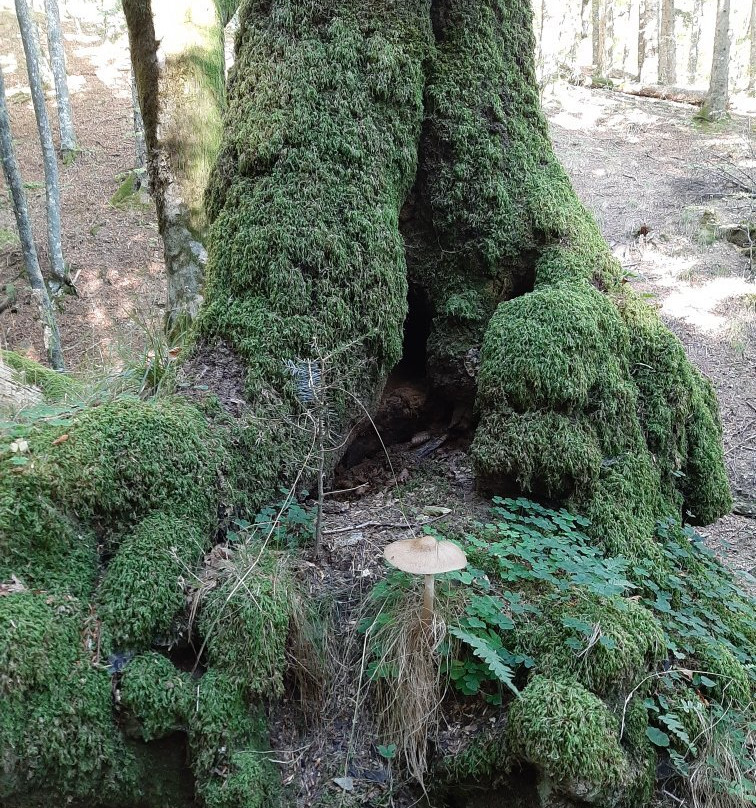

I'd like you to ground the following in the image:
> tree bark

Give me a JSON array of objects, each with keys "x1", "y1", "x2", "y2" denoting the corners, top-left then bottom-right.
[
  {"x1": 638, "y1": 0, "x2": 659, "y2": 82},
  {"x1": 659, "y1": 0, "x2": 676, "y2": 84},
  {"x1": 617, "y1": 82, "x2": 706, "y2": 104},
  {"x1": 0, "y1": 65, "x2": 64, "y2": 370},
  {"x1": 14, "y1": 0, "x2": 67, "y2": 287},
  {"x1": 688, "y1": 0, "x2": 704, "y2": 84},
  {"x1": 130, "y1": 67, "x2": 146, "y2": 170},
  {"x1": 592, "y1": 0, "x2": 605, "y2": 74},
  {"x1": 704, "y1": 0, "x2": 731, "y2": 118},
  {"x1": 44, "y1": 0, "x2": 77, "y2": 160},
  {"x1": 749, "y1": 0, "x2": 756, "y2": 94},
  {"x1": 122, "y1": 0, "x2": 228, "y2": 337}
]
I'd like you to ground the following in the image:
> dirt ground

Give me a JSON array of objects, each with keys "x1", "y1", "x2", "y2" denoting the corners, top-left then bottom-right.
[
  {"x1": 0, "y1": 2, "x2": 163, "y2": 373},
  {"x1": 0, "y1": 10, "x2": 752, "y2": 577}
]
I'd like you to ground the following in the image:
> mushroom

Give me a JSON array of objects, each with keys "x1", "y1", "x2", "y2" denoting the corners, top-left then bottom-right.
[{"x1": 383, "y1": 533, "x2": 467, "y2": 623}]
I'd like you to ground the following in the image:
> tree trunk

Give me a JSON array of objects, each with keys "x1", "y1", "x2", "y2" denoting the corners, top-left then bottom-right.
[
  {"x1": 122, "y1": 0, "x2": 228, "y2": 337},
  {"x1": 688, "y1": 0, "x2": 704, "y2": 84},
  {"x1": 0, "y1": 65, "x2": 64, "y2": 370},
  {"x1": 592, "y1": 0, "x2": 605, "y2": 74},
  {"x1": 44, "y1": 0, "x2": 77, "y2": 160},
  {"x1": 14, "y1": 0, "x2": 67, "y2": 287},
  {"x1": 0, "y1": 1, "x2": 741, "y2": 805},
  {"x1": 130, "y1": 67, "x2": 146, "y2": 170},
  {"x1": 749, "y1": 0, "x2": 756, "y2": 94},
  {"x1": 638, "y1": 0, "x2": 659, "y2": 82},
  {"x1": 659, "y1": 0, "x2": 676, "y2": 84},
  {"x1": 704, "y1": 0, "x2": 731, "y2": 118}
]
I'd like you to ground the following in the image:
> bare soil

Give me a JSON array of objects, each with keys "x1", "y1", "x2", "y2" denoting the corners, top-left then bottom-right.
[{"x1": 0, "y1": 4, "x2": 163, "y2": 373}]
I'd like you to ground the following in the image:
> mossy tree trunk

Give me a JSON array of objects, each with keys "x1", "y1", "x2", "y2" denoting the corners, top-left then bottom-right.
[{"x1": 0, "y1": 1, "x2": 737, "y2": 807}]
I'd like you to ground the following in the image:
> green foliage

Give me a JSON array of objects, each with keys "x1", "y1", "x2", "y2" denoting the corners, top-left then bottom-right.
[
  {"x1": 119, "y1": 652, "x2": 193, "y2": 741},
  {"x1": 199, "y1": 542, "x2": 292, "y2": 698},
  {"x1": 0, "y1": 593, "x2": 137, "y2": 802},
  {"x1": 99, "y1": 513, "x2": 207, "y2": 648},
  {"x1": 189, "y1": 671, "x2": 280, "y2": 808},
  {"x1": 507, "y1": 675, "x2": 628, "y2": 793}
]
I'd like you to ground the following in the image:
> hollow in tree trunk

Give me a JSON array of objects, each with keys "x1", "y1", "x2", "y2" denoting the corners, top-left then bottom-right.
[
  {"x1": 14, "y1": 0, "x2": 67, "y2": 287},
  {"x1": 0, "y1": 65, "x2": 64, "y2": 369},
  {"x1": 0, "y1": 2, "x2": 742, "y2": 807},
  {"x1": 44, "y1": 0, "x2": 77, "y2": 160}
]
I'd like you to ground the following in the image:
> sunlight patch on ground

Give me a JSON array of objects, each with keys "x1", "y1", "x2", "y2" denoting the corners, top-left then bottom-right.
[
  {"x1": 73, "y1": 37, "x2": 130, "y2": 96},
  {"x1": 662, "y1": 277, "x2": 756, "y2": 334}
]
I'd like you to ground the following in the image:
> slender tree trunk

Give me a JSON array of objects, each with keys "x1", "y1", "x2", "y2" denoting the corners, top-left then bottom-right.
[
  {"x1": 122, "y1": 0, "x2": 228, "y2": 336},
  {"x1": 130, "y1": 67, "x2": 146, "y2": 170},
  {"x1": 0, "y1": 66, "x2": 64, "y2": 370},
  {"x1": 704, "y1": 0, "x2": 731, "y2": 118},
  {"x1": 605, "y1": 0, "x2": 615, "y2": 73},
  {"x1": 688, "y1": 0, "x2": 704, "y2": 84},
  {"x1": 659, "y1": 0, "x2": 676, "y2": 84},
  {"x1": 592, "y1": 0, "x2": 605, "y2": 74},
  {"x1": 44, "y1": 0, "x2": 77, "y2": 160},
  {"x1": 638, "y1": 0, "x2": 659, "y2": 82},
  {"x1": 748, "y1": 0, "x2": 756, "y2": 94},
  {"x1": 14, "y1": 0, "x2": 67, "y2": 287}
]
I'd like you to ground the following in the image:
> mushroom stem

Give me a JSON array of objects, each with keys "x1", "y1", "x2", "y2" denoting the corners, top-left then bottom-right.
[{"x1": 422, "y1": 574, "x2": 435, "y2": 624}]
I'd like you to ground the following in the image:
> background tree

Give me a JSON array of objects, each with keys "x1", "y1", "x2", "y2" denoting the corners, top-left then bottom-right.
[
  {"x1": 592, "y1": 0, "x2": 605, "y2": 74},
  {"x1": 122, "y1": 0, "x2": 236, "y2": 336},
  {"x1": 0, "y1": 66, "x2": 64, "y2": 370},
  {"x1": 688, "y1": 0, "x2": 705, "y2": 83},
  {"x1": 44, "y1": 0, "x2": 77, "y2": 160},
  {"x1": 638, "y1": 0, "x2": 659, "y2": 81},
  {"x1": 704, "y1": 0, "x2": 732, "y2": 117},
  {"x1": 659, "y1": 0, "x2": 677, "y2": 83},
  {"x1": 14, "y1": 0, "x2": 67, "y2": 287},
  {"x1": 749, "y1": 0, "x2": 756, "y2": 94}
]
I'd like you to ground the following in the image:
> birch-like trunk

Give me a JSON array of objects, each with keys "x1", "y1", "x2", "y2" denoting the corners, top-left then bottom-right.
[
  {"x1": 592, "y1": 0, "x2": 605, "y2": 74},
  {"x1": 122, "y1": 0, "x2": 230, "y2": 336},
  {"x1": 0, "y1": 65, "x2": 64, "y2": 370},
  {"x1": 705, "y1": 0, "x2": 731, "y2": 118},
  {"x1": 130, "y1": 68, "x2": 146, "y2": 170},
  {"x1": 14, "y1": 0, "x2": 67, "y2": 287},
  {"x1": 44, "y1": 0, "x2": 77, "y2": 159},
  {"x1": 659, "y1": 0, "x2": 676, "y2": 84},
  {"x1": 688, "y1": 0, "x2": 704, "y2": 84},
  {"x1": 748, "y1": 0, "x2": 756, "y2": 94},
  {"x1": 638, "y1": 0, "x2": 659, "y2": 82}
]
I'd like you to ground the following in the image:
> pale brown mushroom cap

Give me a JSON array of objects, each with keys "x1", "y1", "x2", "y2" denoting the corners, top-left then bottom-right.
[{"x1": 383, "y1": 533, "x2": 467, "y2": 575}]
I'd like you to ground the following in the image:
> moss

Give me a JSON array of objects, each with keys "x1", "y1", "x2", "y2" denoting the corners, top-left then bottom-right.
[
  {"x1": 436, "y1": 728, "x2": 510, "y2": 784},
  {"x1": 189, "y1": 671, "x2": 280, "y2": 808},
  {"x1": 119, "y1": 652, "x2": 193, "y2": 741},
  {"x1": 1, "y1": 350, "x2": 81, "y2": 402},
  {"x1": 692, "y1": 641, "x2": 753, "y2": 706},
  {"x1": 199, "y1": 1, "x2": 432, "y2": 490},
  {"x1": 0, "y1": 593, "x2": 137, "y2": 803},
  {"x1": 519, "y1": 595, "x2": 665, "y2": 696},
  {"x1": 99, "y1": 513, "x2": 207, "y2": 648},
  {"x1": 199, "y1": 544, "x2": 291, "y2": 698},
  {"x1": 507, "y1": 675, "x2": 628, "y2": 799}
]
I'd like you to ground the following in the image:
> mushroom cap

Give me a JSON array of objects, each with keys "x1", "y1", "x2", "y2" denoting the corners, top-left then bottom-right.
[{"x1": 383, "y1": 533, "x2": 467, "y2": 575}]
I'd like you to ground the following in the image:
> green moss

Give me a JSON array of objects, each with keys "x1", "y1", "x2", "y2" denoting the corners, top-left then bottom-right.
[
  {"x1": 190, "y1": 671, "x2": 280, "y2": 808},
  {"x1": 199, "y1": 543, "x2": 291, "y2": 698},
  {"x1": 119, "y1": 652, "x2": 193, "y2": 741},
  {"x1": 2, "y1": 350, "x2": 81, "y2": 402},
  {"x1": 507, "y1": 676, "x2": 628, "y2": 798},
  {"x1": 436, "y1": 728, "x2": 510, "y2": 784},
  {"x1": 692, "y1": 641, "x2": 753, "y2": 706},
  {"x1": 0, "y1": 593, "x2": 137, "y2": 803},
  {"x1": 199, "y1": 1, "x2": 432, "y2": 490},
  {"x1": 99, "y1": 513, "x2": 207, "y2": 648},
  {"x1": 519, "y1": 595, "x2": 665, "y2": 696}
]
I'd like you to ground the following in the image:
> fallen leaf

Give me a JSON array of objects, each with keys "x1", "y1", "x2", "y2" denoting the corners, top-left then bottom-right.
[
  {"x1": 333, "y1": 777, "x2": 354, "y2": 792},
  {"x1": 51, "y1": 434, "x2": 69, "y2": 446}
]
